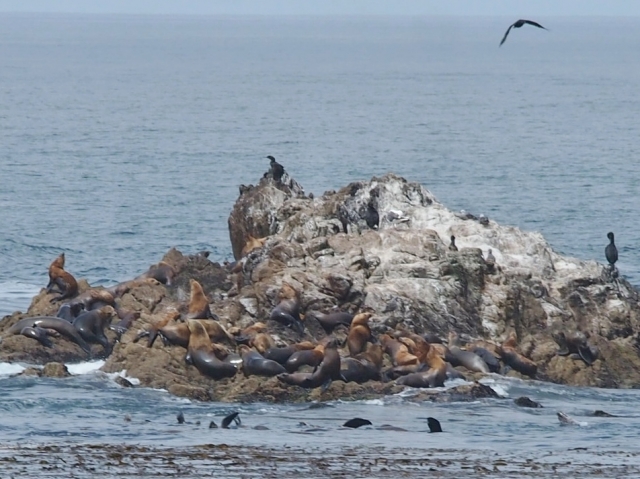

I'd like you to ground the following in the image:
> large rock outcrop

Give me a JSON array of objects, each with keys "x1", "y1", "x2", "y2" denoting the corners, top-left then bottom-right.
[{"x1": 2, "y1": 170, "x2": 640, "y2": 402}]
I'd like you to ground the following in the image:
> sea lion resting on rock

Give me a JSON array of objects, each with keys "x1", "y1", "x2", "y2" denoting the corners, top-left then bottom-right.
[
  {"x1": 381, "y1": 334, "x2": 419, "y2": 367},
  {"x1": 72, "y1": 305, "x2": 116, "y2": 355},
  {"x1": 347, "y1": 312, "x2": 373, "y2": 356},
  {"x1": 20, "y1": 326, "x2": 53, "y2": 348},
  {"x1": 241, "y1": 235, "x2": 268, "y2": 258},
  {"x1": 5, "y1": 316, "x2": 91, "y2": 355},
  {"x1": 263, "y1": 341, "x2": 316, "y2": 364},
  {"x1": 341, "y1": 343, "x2": 383, "y2": 383},
  {"x1": 68, "y1": 288, "x2": 115, "y2": 311},
  {"x1": 109, "y1": 310, "x2": 141, "y2": 339},
  {"x1": 56, "y1": 303, "x2": 85, "y2": 322},
  {"x1": 186, "y1": 279, "x2": 217, "y2": 320},
  {"x1": 498, "y1": 331, "x2": 537, "y2": 378},
  {"x1": 285, "y1": 343, "x2": 325, "y2": 373},
  {"x1": 239, "y1": 345, "x2": 287, "y2": 377},
  {"x1": 447, "y1": 332, "x2": 490, "y2": 374},
  {"x1": 396, "y1": 341, "x2": 447, "y2": 388},
  {"x1": 277, "y1": 339, "x2": 343, "y2": 391},
  {"x1": 136, "y1": 261, "x2": 176, "y2": 286},
  {"x1": 553, "y1": 331, "x2": 598, "y2": 366},
  {"x1": 269, "y1": 282, "x2": 304, "y2": 334},
  {"x1": 307, "y1": 311, "x2": 353, "y2": 333},
  {"x1": 133, "y1": 309, "x2": 182, "y2": 347},
  {"x1": 185, "y1": 320, "x2": 237, "y2": 380}
]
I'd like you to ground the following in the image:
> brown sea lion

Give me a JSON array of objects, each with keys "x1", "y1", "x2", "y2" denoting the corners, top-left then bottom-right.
[
  {"x1": 263, "y1": 341, "x2": 316, "y2": 364},
  {"x1": 187, "y1": 279, "x2": 216, "y2": 320},
  {"x1": 307, "y1": 311, "x2": 353, "y2": 333},
  {"x1": 381, "y1": 334, "x2": 419, "y2": 366},
  {"x1": 498, "y1": 331, "x2": 537, "y2": 378},
  {"x1": 238, "y1": 345, "x2": 287, "y2": 377},
  {"x1": 137, "y1": 261, "x2": 176, "y2": 285},
  {"x1": 342, "y1": 344, "x2": 383, "y2": 383},
  {"x1": 69, "y1": 288, "x2": 115, "y2": 311},
  {"x1": 5, "y1": 316, "x2": 91, "y2": 355},
  {"x1": 72, "y1": 305, "x2": 116, "y2": 355},
  {"x1": 156, "y1": 319, "x2": 232, "y2": 349},
  {"x1": 133, "y1": 309, "x2": 182, "y2": 347},
  {"x1": 185, "y1": 320, "x2": 237, "y2": 380},
  {"x1": 347, "y1": 312, "x2": 373, "y2": 356},
  {"x1": 396, "y1": 342, "x2": 447, "y2": 388},
  {"x1": 46, "y1": 258, "x2": 79, "y2": 303},
  {"x1": 269, "y1": 282, "x2": 304, "y2": 334},
  {"x1": 285, "y1": 344, "x2": 325, "y2": 373},
  {"x1": 241, "y1": 235, "x2": 268, "y2": 257},
  {"x1": 250, "y1": 332, "x2": 275, "y2": 354}
]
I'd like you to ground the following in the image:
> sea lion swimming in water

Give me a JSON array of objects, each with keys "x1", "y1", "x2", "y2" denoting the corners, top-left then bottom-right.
[
  {"x1": 269, "y1": 282, "x2": 304, "y2": 334},
  {"x1": 185, "y1": 320, "x2": 237, "y2": 380},
  {"x1": 238, "y1": 345, "x2": 287, "y2": 377}
]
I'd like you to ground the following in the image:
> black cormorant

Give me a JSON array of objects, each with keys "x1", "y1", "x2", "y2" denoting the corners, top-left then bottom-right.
[{"x1": 500, "y1": 19, "x2": 548, "y2": 46}]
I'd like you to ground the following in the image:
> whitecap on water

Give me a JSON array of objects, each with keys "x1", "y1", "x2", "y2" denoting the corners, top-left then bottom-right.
[{"x1": 106, "y1": 369, "x2": 141, "y2": 386}]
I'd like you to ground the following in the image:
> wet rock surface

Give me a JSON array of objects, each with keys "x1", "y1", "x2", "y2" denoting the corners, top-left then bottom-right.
[{"x1": 2, "y1": 170, "x2": 640, "y2": 402}]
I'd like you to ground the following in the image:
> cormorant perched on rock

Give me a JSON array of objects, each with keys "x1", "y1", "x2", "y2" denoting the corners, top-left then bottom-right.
[
  {"x1": 500, "y1": 19, "x2": 547, "y2": 46},
  {"x1": 448, "y1": 235, "x2": 458, "y2": 252},
  {"x1": 605, "y1": 232, "x2": 618, "y2": 267},
  {"x1": 266, "y1": 155, "x2": 284, "y2": 182}
]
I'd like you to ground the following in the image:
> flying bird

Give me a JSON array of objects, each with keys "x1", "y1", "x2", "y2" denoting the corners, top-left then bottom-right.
[{"x1": 500, "y1": 19, "x2": 547, "y2": 46}]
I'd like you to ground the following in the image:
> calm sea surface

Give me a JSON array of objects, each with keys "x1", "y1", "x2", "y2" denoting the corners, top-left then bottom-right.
[{"x1": 0, "y1": 14, "x2": 639, "y2": 469}]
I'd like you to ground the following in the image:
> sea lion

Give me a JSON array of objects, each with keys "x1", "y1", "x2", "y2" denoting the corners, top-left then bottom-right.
[
  {"x1": 381, "y1": 334, "x2": 419, "y2": 367},
  {"x1": 241, "y1": 235, "x2": 268, "y2": 258},
  {"x1": 396, "y1": 342, "x2": 446, "y2": 388},
  {"x1": 307, "y1": 311, "x2": 353, "y2": 333},
  {"x1": 232, "y1": 322, "x2": 269, "y2": 344},
  {"x1": 341, "y1": 352, "x2": 381, "y2": 384},
  {"x1": 137, "y1": 261, "x2": 176, "y2": 285},
  {"x1": 69, "y1": 288, "x2": 115, "y2": 311},
  {"x1": 153, "y1": 319, "x2": 232, "y2": 349},
  {"x1": 46, "y1": 257, "x2": 78, "y2": 303},
  {"x1": 109, "y1": 309, "x2": 141, "y2": 338},
  {"x1": 239, "y1": 345, "x2": 287, "y2": 377},
  {"x1": 285, "y1": 344, "x2": 324, "y2": 373},
  {"x1": 72, "y1": 305, "x2": 115, "y2": 355},
  {"x1": 221, "y1": 412, "x2": 241, "y2": 429},
  {"x1": 499, "y1": 331, "x2": 537, "y2": 378},
  {"x1": 263, "y1": 341, "x2": 316, "y2": 364},
  {"x1": 278, "y1": 339, "x2": 343, "y2": 391},
  {"x1": 56, "y1": 302, "x2": 84, "y2": 322},
  {"x1": 133, "y1": 309, "x2": 182, "y2": 347},
  {"x1": 269, "y1": 282, "x2": 304, "y2": 334},
  {"x1": 427, "y1": 417, "x2": 442, "y2": 433},
  {"x1": 5, "y1": 316, "x2": 91, "y2": 355},
  {"x1": 250, "y1": 332, "x2": 275, "y2": 354},
  {"x1": 553, "y1": 331, "x2": 598, "y2": 366},
  {"x1": 447, "y1": 332, "x2": 490, "y2": 374},
  {"x1": 467, "y1": 346, "x2": 501, "y2": 373},
  {"x1": 185, "y1": 320, "x2": 237, "y2": 380},
  {"x1": 347, "y1": 312, "x2": 373, "y2": 356},
  {"x1": 20, "y1": 326, "x2": 53, "y2": 348},
  {"x1": 343, "y1": 418, "x2": 372, "y2": 429},
  {"x1": 186, "y1": 279, "x2": 216, "y2": 320}
]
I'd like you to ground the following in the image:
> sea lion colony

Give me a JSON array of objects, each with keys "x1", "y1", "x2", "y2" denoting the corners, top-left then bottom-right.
[{"x1": 0, "y1": 159, "x2": 618, "y2": 395}]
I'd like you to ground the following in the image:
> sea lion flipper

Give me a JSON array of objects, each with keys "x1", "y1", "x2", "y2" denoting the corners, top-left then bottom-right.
[
  {"x1": 578, "y1": 346, "x2": 597, "y2": 366},
  {"x1": 556, "y1": 347, "x2": 570, "y2": 356},
  {"x1": 320, "y1": 378, "x2": 333, "y2": 394},
  {"x1": 132, "y1": 330, "x2": 149, "y2": 344},
  {"x1": 221, "y1": 412, "x2": 241, "y2": 429}
]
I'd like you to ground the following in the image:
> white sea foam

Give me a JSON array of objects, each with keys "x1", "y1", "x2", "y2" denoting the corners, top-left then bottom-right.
[
  {"x1": 0, "y1": 362, "x2": 28, "y2": 376},
  {"x1": 66, "y1": 360, "x2": 105, "y2": 375},
  {"x1": 107, "y1": 369, "x2": 141, "y2": 386}
]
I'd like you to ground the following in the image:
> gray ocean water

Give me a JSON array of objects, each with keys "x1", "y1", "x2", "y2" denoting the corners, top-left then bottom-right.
[{"x1": 1, "y1": 13, "x2": 640, "y2": 472}]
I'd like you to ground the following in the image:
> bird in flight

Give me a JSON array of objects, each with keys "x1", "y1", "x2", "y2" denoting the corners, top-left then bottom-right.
[{"x1": 500, "y1": 19, "x2": 548, "y2": 46}]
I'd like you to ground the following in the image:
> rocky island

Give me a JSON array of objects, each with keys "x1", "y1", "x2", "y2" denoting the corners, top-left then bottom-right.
[{"x1": 1, "y1": 166, "x2": 639, "y2": 403}]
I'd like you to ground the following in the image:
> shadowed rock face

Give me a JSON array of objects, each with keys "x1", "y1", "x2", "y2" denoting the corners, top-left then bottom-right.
[{"x1": 2, "y1": 170, "x2": 640, "y2": 402}]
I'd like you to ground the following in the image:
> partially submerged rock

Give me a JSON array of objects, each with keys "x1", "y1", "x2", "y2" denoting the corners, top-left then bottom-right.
[{"x1": 2, "y1": 169, "x2": 640, "y2": 403}]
